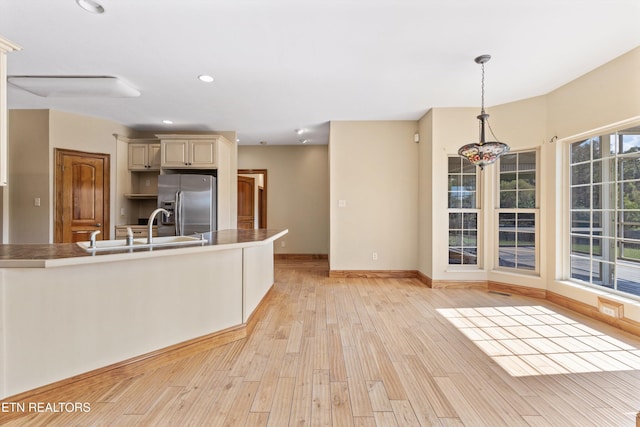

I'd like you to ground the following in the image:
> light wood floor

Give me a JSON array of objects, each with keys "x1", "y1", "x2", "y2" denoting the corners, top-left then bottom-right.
[{"x1": 3, "y1": 259, "x2": 640, "y2": 426}]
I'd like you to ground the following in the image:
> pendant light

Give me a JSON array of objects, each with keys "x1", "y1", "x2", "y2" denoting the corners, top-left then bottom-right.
[{"x1": 457, "y1": 54, "x2": 509, "y2": 169}]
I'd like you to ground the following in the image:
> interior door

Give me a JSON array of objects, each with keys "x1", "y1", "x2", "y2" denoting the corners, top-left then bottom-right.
[
  {"x1": 55, "y1": 149, "x2": 110, "y2": 243},
  {"x1": 238, "y1": 169, "x2": 267, "y2": 229},
  {"x1": 258, "y1": 187, "x2": 265, "y2": 228},
  {"x1": 237, "y1": 175, "x2": 255, "y2": 229}
]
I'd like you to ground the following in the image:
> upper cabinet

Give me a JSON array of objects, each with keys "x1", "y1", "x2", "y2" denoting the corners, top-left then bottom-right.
[
  {"x1": 159, "y1": 135, "x2": 230, "y2": 169},
  {"x1": 128, "y1": 142, "x2": 161, "y2": 170},
  {"x1": 116, "y1": 133, "x2": 234, "y2": 229},
  {"x1": 0, "y1": 37, "x2": 21, "y2": 186},
  {"x1": 158, "y1": 134, "x2": 234, "y2": 229}
]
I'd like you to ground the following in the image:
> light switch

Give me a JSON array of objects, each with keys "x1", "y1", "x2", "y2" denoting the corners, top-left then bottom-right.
[
  {"x1": 338, "y1": 200, "x2": 346, "y2": 208},
  {"x1": 34, "y1": 197, "x2": 41, "y2": 207}
]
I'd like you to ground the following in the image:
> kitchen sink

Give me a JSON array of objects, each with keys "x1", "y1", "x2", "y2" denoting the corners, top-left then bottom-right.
[{"x1": 77, "y1": 235, "x2": 205, "y2": 251}]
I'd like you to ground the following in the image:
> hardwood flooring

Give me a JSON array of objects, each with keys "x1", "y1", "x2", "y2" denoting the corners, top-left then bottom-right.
[{"x1": 2, "y1": 259, "x2": 640, "y2": 426}]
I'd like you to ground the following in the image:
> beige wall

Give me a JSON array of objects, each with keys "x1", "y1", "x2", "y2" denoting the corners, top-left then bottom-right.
[
  {"x1": 8, "y1": 109, "x2": 50, "y2": 243},
  {"x1": 8, "y1": 109, "x2": 132, "y2": 243},
  {"x1": 417, "y1": 111, "x2": 433, "y2": 276},
  {"x1": 547, "y1": 46, "x2": 640, "y2": 140},
  {"x1": 422, "y1": 98, "x2": 548, "y2": 284},
  {"x1": 329, "y1": 121, "x2": 418, "y2": 270},
  {"x1": 238, "y1": 145, "x2": 329, "y2": 254},
  {"x1": 545, "y1": 46, "x2": 640, "y2": 321}
]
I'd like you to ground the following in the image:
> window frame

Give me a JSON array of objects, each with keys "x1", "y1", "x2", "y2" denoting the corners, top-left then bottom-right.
[
  {"x1": 494, "y1": 149, "x2": 541, "y2": 275},
  {"x1": 447, "y1": 156, "x2": 481, "y2": 267},
  {"x1": 565, "y1": 127, "x2": 640, "y2": 300}
]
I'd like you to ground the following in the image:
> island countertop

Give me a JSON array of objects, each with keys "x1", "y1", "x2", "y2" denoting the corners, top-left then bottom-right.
[{"x1": 0, "y1": 229, "x2": 288, "y2": 268}]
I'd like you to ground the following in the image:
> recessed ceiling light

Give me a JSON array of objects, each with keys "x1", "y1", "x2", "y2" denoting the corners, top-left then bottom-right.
[
  {"x1": 76, "y1": 0, "x2": 105, "y2": 14},
  {"x1": 295, "y1": 128, "x2": 305, "y2": 135},
  {"x1": 300, "y1": 139, "x2": 310, "y2": 144},
  {"x1": 162, "y1": 120, "x2": 173, "y2": 124},
  {"x1": 198, "y1": 75, "x2": 214, "y2": 83}
]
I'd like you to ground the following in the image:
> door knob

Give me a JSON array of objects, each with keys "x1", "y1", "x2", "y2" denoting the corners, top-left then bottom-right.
[{"x1": 94, "y1": 223, "x2": 102, "y2": 227}]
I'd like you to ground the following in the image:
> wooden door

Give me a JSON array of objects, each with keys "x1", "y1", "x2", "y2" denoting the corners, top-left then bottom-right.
[
  {"x1": 55, "y1": 149, "x2": 110, "y2": 243},
  {"x1": 237, "y1": 176, "x2": 255, "y2": 229},
  {"x1": 238, "y1": 169, "x2": 267, "y2": 229},
  {"x1": 258, "y1": 187, "x2": 266, "y2": 228}
]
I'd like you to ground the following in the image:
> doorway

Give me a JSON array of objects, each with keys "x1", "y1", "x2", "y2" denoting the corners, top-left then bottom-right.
[
  {"x1": 54, "y1": 148, "x2": 110, "y2": 243},
  {"x1": 237, "y1": 169, "x2": 267, "y2": 229}
]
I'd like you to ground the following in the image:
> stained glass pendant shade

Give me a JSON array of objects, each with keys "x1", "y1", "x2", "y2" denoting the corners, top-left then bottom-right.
[{"x1": 458, "y1": 55, "x2": 509, "y2": 169}]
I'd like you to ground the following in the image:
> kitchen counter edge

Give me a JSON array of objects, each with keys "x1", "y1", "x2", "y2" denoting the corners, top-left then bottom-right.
[{"x1": 0, "y1": 229, "x2": 288, "y2": 268}]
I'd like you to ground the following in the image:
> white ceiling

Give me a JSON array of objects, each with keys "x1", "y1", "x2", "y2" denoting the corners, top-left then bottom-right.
[{"x1": 1, "y1": 0, "x2": 639, "y2": 145}]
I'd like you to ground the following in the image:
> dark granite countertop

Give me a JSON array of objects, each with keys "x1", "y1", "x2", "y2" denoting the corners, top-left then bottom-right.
[{"x1": 0, "y1": 229, "x2": 287, "y2": 268}]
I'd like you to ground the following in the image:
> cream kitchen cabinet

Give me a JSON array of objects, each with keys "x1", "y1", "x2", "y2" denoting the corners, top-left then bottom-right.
[
  {"x1": 117, "y1": 133, "x2": 234, "y2": 231},
  {"x1": 159, "y1": 135, "x2": 229, "y2": 169},
  {"x1": 115, "y1": 135, "x2": 161, "y2": 226},
  {"x1": 0, "y1": 37, "x2": 21, "y2": 188},
  {"x1": 128, "y1": 141, "x2": 161, "y2": 170},
  {"x1": 157, "y1": 134, "x2": 234, "y2": 229}
]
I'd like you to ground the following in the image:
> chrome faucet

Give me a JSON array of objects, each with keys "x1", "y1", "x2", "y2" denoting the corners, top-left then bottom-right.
[
  {"x1": 147, "y1": 208, "x2": 171, "y2": 244},
  {"x1": 89, "y1": 230, "x2": 101, "y2": 248},
  {"x1": 126, "y1": 227, "x2": 134, "y2": 246}
]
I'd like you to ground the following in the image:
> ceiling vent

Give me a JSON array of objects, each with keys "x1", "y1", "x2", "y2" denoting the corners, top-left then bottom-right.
[{"x1": 8, "y1": 76, "x2": 140, "y2": 98}]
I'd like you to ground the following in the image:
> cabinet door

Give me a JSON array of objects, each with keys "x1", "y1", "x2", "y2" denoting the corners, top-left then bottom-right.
[
  {"x1": 190, "y1": 140, "x2": 217, "y2": 168},
  {"x1": 161, "y1": 140, "x2": 189, "y2": 167},
  {"x1": 128, "y1": 144, "x2": 149, "y2": 170},
  {"x1": 148, "y1": 144, "x2": 161, "y2": 170}
]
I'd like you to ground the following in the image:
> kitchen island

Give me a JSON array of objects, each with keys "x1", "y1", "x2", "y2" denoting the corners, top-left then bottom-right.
[{"x1": 0, "y1": 229, "x2": 287, "y2": 400}]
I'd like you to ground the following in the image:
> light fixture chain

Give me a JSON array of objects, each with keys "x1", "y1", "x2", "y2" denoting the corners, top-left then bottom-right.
[{"x1": 480, "y1": 61, "x2": 485, "y2": 113}]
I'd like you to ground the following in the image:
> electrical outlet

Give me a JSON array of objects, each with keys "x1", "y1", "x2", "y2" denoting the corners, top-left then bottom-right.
[
  {"x1": 281, "y1": 240, "x2": 286, "y2": 248},
  {"x1": 598, "y1": 297, "x2": 623, "y2": 319},
  {"x1": 372, "y1": 251, "x2": 378, "y2": 260},
  {"x1": 601, "y1": 306, "x2": 616, "y2": 317},
  {"x1": 145, "y1": 179, "x2": 151, "y2": 187}
]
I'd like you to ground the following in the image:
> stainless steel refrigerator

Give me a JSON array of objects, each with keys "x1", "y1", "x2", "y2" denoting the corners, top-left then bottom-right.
[{"x1": 157, "y1": 174, "x2": 217, "y2": 236}]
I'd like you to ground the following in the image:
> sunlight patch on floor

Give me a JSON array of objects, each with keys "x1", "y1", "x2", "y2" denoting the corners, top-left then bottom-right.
[{"x1": 436, "y1": 305, "x2": 640, "y2": 377}]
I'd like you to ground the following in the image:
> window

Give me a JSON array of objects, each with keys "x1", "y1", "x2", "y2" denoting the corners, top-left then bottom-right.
[
  {"x1": 569, "y1": 127, "x2": 640, "y2": 297},
  {"x1": 497, "y1": 151, "x2": 538, "y2": 272},
  {"x1": 448, "y1": 157, "x2": 478, "y2": 265}
]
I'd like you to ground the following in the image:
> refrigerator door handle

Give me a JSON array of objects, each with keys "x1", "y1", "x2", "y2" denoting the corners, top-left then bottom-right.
[{"x1": 175, "y1": 190, "x2": 183, "y2": 236}]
